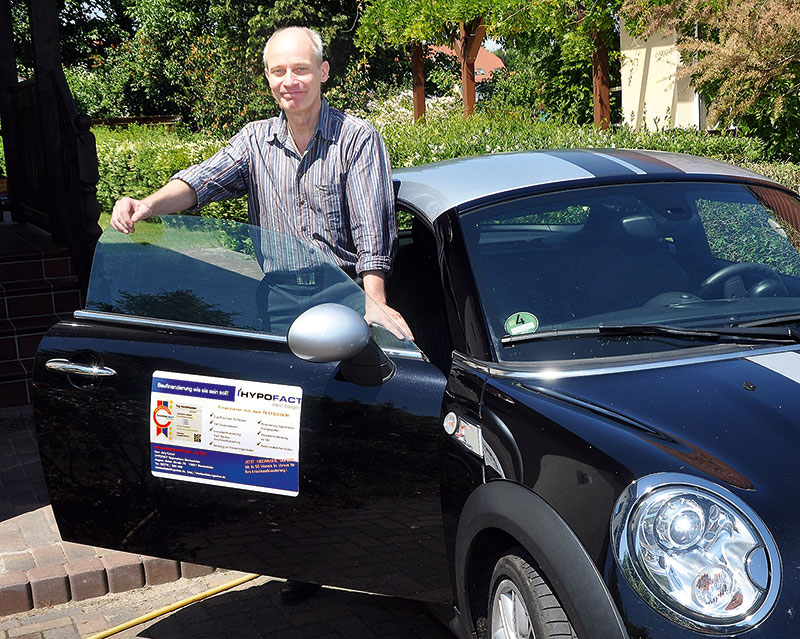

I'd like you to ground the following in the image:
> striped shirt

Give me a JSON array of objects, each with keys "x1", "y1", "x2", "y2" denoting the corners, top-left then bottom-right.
[{"x1": 172, "y1": 99, "x2": 396, "y2": 275}]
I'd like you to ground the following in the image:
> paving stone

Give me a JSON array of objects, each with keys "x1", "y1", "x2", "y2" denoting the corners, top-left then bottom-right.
[
  {"x1": 7, "y1": 619, "x2": 70, "y2": 635},
  {"x1": 64, "y1": 558, "x2": 107, "y2": 601},
  {"x1": 142, "y1": 556, "x2": 181, "y2": 585},
  {"x1": 0, "y1": 571, "x2": 32, "y2": 615},
  {"x1": 59, "y1": 542, "x2": 96, "y2": 563},
  {"x1": 27, "y1": 565, "x2": 70, "y2": 608},
  {"x1": 101, "y1": 552, "x2": 144, "y2": 593},
  {"x1": 41, "y1": 627, "x2": 78, "y2": 639},
  {"x1": 0, "y1": 618, "x2": 22, "y2": 632},
  {"x1": 0, "y1": 527, "x2": 25, "y2": 553},
  {"x1": 180, "y1": 562, "x2": 215, "y2": 578},
  {"x1": 1, "y1": 551, "x2": 35, "y2": 571},
  {"x1": 73, "y1": 613, "x2": 107, "y2": 636},
  {"x1": 30, "y1": 545, "x2": 65, "y2": 567}
]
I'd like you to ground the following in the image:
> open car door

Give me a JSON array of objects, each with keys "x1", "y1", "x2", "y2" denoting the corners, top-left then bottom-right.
[{"x1": 33, "y1": 216, "x2": 450, "y2": 603}]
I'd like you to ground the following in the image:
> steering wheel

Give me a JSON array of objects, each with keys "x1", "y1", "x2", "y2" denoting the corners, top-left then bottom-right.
[{"x1": 698, "y1": 262, "x2": 788, "y2": 299}]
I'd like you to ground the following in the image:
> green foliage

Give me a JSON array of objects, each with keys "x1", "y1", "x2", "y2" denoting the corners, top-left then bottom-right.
[
  {"x1": 376, "y1": 109, "x2": 767, "y2": 167},
  {"x1": 482, "y1": 34, "x2": 621, "y2": 125},
  {"x1": 63, "y1": 65, "x2": 131, "y2": 118},
  {"x1": 11, "y1": 0, "x2": 133, "y2": 74},
  {"x1": 92, "y1": 125, "x2": 248, "y2": 222}
]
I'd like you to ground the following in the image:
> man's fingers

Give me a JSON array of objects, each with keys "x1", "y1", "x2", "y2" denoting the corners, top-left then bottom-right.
[
  {"x1": 110, "y1": 197, "x2": 141, "y2": 234},
  {"x1": 390, "y1": 313, "x2": 415, "y2": 342},
  {"x1": 365, "y1": 302, "x2": 415, "y2": 342}
]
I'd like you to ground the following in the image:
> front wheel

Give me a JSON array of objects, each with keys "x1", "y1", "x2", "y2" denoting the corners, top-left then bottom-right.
[{"x1": 487, "y1": 548, "x2": 577, "y2": 639}]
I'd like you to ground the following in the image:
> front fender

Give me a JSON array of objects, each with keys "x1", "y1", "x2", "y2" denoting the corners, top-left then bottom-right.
[{"x1": 454, "y1": 480, "x2": 628, "y2": 639}]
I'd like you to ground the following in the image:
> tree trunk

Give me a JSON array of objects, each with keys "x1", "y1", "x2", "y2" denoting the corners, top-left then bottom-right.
[
  {"x1": 592, "y1": 32, "x2": 610, "y2": 129},
  {"x1": 411, "y1": 41, "x2": 425, "y2": 122},
  {"x1": 453, "y1": 18, "x2": 485, "y2": 117}
]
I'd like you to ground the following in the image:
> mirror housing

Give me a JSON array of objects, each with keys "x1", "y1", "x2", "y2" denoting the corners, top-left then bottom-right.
[{"x1": 288, "y1": 304, "x2": 395, "y2": 386}]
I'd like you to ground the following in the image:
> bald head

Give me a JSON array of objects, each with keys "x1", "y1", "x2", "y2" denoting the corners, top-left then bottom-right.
[{"x1": 263, "y1": 27, "x2": 324, "y2": 70}]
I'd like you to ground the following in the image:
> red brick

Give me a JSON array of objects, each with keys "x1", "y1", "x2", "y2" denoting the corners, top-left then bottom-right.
[
  {"x1": 141, "y1": 556, "x2": 181, "y2": 585},
  {"x1": 101, "y1": 552, "x2": 144, "y2": 593},
  {"x1": 28, "y1": 564, "x2": 70, "y2": 607},
  {"x1": 64, "y1": 558, "x2": 107, "y2": 601},
  {"x1": 180, "y1": 562, "x2": 215, "y2": 578},
  {"x1": 0, "y1": 571, "x2": 33, "y2": 614}
]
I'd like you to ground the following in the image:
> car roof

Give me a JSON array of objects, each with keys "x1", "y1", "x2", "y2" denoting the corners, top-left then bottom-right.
[{"x1": 393, "y1": 149, "x2": 775, "y2": 223}]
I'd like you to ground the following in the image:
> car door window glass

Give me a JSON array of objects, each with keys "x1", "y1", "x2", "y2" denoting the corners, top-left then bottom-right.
[{"x1": 85, "y1": 216, "x2": 415, "y2": 352}]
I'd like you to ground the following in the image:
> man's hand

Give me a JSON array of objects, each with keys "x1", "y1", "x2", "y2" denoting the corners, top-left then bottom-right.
[
  {"x1": 109, "y1": 180, "x2": 198, "y2": 234},
  {"x1": 362, "y1": 271, "x2": 415, "y2": 342},
  {"x1": 110, "y1": 197, "x2": 153, "y2": 234}
]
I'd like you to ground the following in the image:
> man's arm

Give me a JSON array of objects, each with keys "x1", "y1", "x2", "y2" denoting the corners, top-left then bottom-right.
[
  {"x1": 362, "y1": 271, "x2": 414, "y2": 341},
  {"x1": 110, "y1": 126, "x2": 252, "y2": 234},
  {"x1": 342, "y1": 126, "x2": 415, "y2": 340},
  {"x1": 110, "y1": 180, "x2": 198, "y2": 234}
]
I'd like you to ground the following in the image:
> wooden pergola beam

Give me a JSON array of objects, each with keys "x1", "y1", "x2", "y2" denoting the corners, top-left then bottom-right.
[
  {"x1": 452, "y1": 18, "x2": 485, "y2": 117},
  {"x1": 411, "y1": 41, "x2": 425, "y2": 122}
]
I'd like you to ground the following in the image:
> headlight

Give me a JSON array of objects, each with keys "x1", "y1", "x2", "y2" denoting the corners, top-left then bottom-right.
[{"x1": 611, "y1": 473, "x2": 781, "y2": 634}]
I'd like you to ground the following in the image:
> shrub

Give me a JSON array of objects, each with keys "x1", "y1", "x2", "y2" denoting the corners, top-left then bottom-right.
[
  {"x1": 86, "y1": 107, "x2": 792, "y2": 232},
  {"x1": 377, "y1": 109, "x2": 767, "y2": 168},
  {"x1": 93, "y1": 125, "x2": 248, "y2": 222}
]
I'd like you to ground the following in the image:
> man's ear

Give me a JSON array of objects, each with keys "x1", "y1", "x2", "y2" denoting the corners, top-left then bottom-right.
[{"x1": 320, "y1": 61, "x2": 330, "y2": 83}]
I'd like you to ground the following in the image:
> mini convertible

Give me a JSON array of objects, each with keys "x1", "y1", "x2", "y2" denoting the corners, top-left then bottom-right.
[{"x1": 34, "y1": 150, "x2": 800, "y2": 638}]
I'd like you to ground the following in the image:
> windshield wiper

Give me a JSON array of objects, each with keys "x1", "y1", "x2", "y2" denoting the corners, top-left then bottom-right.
[
  {"x1": 501, "y1": 323, "x2": 800, "y2": 346},
  {"x1": 737, "y1": 313, "x2": 800, "y2": 329}
]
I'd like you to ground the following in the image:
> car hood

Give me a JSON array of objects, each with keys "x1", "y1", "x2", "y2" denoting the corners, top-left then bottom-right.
[{"x1": 522, "y1": 348, "x2": 800, "y2": 494}]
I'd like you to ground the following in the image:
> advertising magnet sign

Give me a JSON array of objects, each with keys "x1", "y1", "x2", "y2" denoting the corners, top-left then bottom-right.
[{"x1": 150, "y1": 371, "x2": 302, "y2": 496}]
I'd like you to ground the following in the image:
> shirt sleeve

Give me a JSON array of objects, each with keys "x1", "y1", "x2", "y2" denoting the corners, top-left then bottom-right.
[
  {"x1": 171, "y1": 126, "x2": 251, "y2": 211},
  {"x1": 344, "y1": 126, "x2": 397, "y2": 274}
]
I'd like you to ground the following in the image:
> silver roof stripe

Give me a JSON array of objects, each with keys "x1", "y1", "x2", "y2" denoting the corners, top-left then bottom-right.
[{"x1": 590, "y1": 151, "x2": 647, "y2": 175}]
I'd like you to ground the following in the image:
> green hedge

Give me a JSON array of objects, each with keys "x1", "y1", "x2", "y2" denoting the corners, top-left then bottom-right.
[{"x1": 3, "y1": 113, "x2": 799, "y2": 227}]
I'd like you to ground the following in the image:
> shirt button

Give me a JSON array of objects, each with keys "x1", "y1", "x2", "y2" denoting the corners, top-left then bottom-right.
[{"x1": 301, "y1": 226, "x2": 307, "y2": 232}]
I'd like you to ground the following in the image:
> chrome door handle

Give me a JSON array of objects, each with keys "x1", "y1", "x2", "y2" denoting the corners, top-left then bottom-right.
[{"x1": 45, "y1": 359, "x2": 117, "y2": 377}]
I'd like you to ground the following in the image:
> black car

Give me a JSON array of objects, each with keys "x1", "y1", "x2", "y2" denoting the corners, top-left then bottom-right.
[{"x1": 34, "y1": 150, "x2": 800, "y2": 638}]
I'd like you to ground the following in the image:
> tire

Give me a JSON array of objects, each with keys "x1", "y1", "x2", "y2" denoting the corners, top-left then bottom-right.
[{"x1": 487, "y1": 547, "x2": 577, "y2": 639}]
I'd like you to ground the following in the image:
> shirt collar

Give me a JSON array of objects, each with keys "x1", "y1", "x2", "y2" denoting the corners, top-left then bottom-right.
[{"x1": 316, "y1": 98, "x2": 335, "y2": 142}]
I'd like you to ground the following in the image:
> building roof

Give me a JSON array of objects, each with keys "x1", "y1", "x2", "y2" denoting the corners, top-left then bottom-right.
[
  {"x1": 394, "y1": 149, "x2": 774, "y2": 223},
  {"x1": 429, "y1": 45, "x2": 505, "y2": 82}
]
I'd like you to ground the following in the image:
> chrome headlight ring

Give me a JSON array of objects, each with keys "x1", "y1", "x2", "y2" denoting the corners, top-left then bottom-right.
[{"x1": 611, "y1": 473, "x2": 781, "y2": 635}]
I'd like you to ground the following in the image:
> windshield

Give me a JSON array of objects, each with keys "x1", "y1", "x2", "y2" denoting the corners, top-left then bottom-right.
[
  {"x1": 85, "y1": 215, "x2": 415, "y2": 352},
  {"x1": 460, "y1": 181, "x2": 800, "y2": 362}
]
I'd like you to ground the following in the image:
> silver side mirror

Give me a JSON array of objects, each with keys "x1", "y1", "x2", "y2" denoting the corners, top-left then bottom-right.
[
  {"x1": 288, "y1": 303, "x2": 395, "y2": 386},
  {"x1": 288, "y1": 303, "x2": 371, "y2": 362}
]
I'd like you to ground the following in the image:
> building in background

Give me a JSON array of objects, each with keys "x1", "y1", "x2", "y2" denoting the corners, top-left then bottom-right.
[{"x1": 621, "y1": 27, "x2": 707, "y2": 131}]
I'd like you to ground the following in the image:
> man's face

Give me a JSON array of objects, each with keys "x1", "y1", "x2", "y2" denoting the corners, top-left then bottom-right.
[{"x1": 264, "y1": 30, "x2": 329, "y2": 117}]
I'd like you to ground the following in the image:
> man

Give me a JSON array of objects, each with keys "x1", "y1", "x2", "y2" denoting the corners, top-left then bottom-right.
[{"x1": 110, "y1": 26, "x2": 412, "y2": 340}]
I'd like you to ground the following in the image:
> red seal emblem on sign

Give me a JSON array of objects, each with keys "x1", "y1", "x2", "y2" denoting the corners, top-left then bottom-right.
[{"x1": 153, "y1": 404, "x2": 173, "y2": 428}]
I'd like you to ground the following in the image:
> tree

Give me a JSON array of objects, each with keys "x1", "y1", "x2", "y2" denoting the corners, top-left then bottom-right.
[
  {"x1": 11, "y1": 0, "x2": 133, "y2": 74},
  {"x1": 483, "y1": 32, "x2": 621, "y2": 125},
  {"x1": 357, "y1": 0, "x2": 620, "y2": 126},
  {"x1": 623, "y1": 0, "x2": 800, "y2": 159}
]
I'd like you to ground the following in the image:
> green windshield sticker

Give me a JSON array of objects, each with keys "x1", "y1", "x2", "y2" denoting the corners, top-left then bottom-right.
[{"x1": 504, "y1": 312, "x2": 540, "y2": 336}]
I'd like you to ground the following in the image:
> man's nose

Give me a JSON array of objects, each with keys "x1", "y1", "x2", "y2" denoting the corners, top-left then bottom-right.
[{"x1": 284, "y1": 70, "x2": 300, "y2": 84}]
